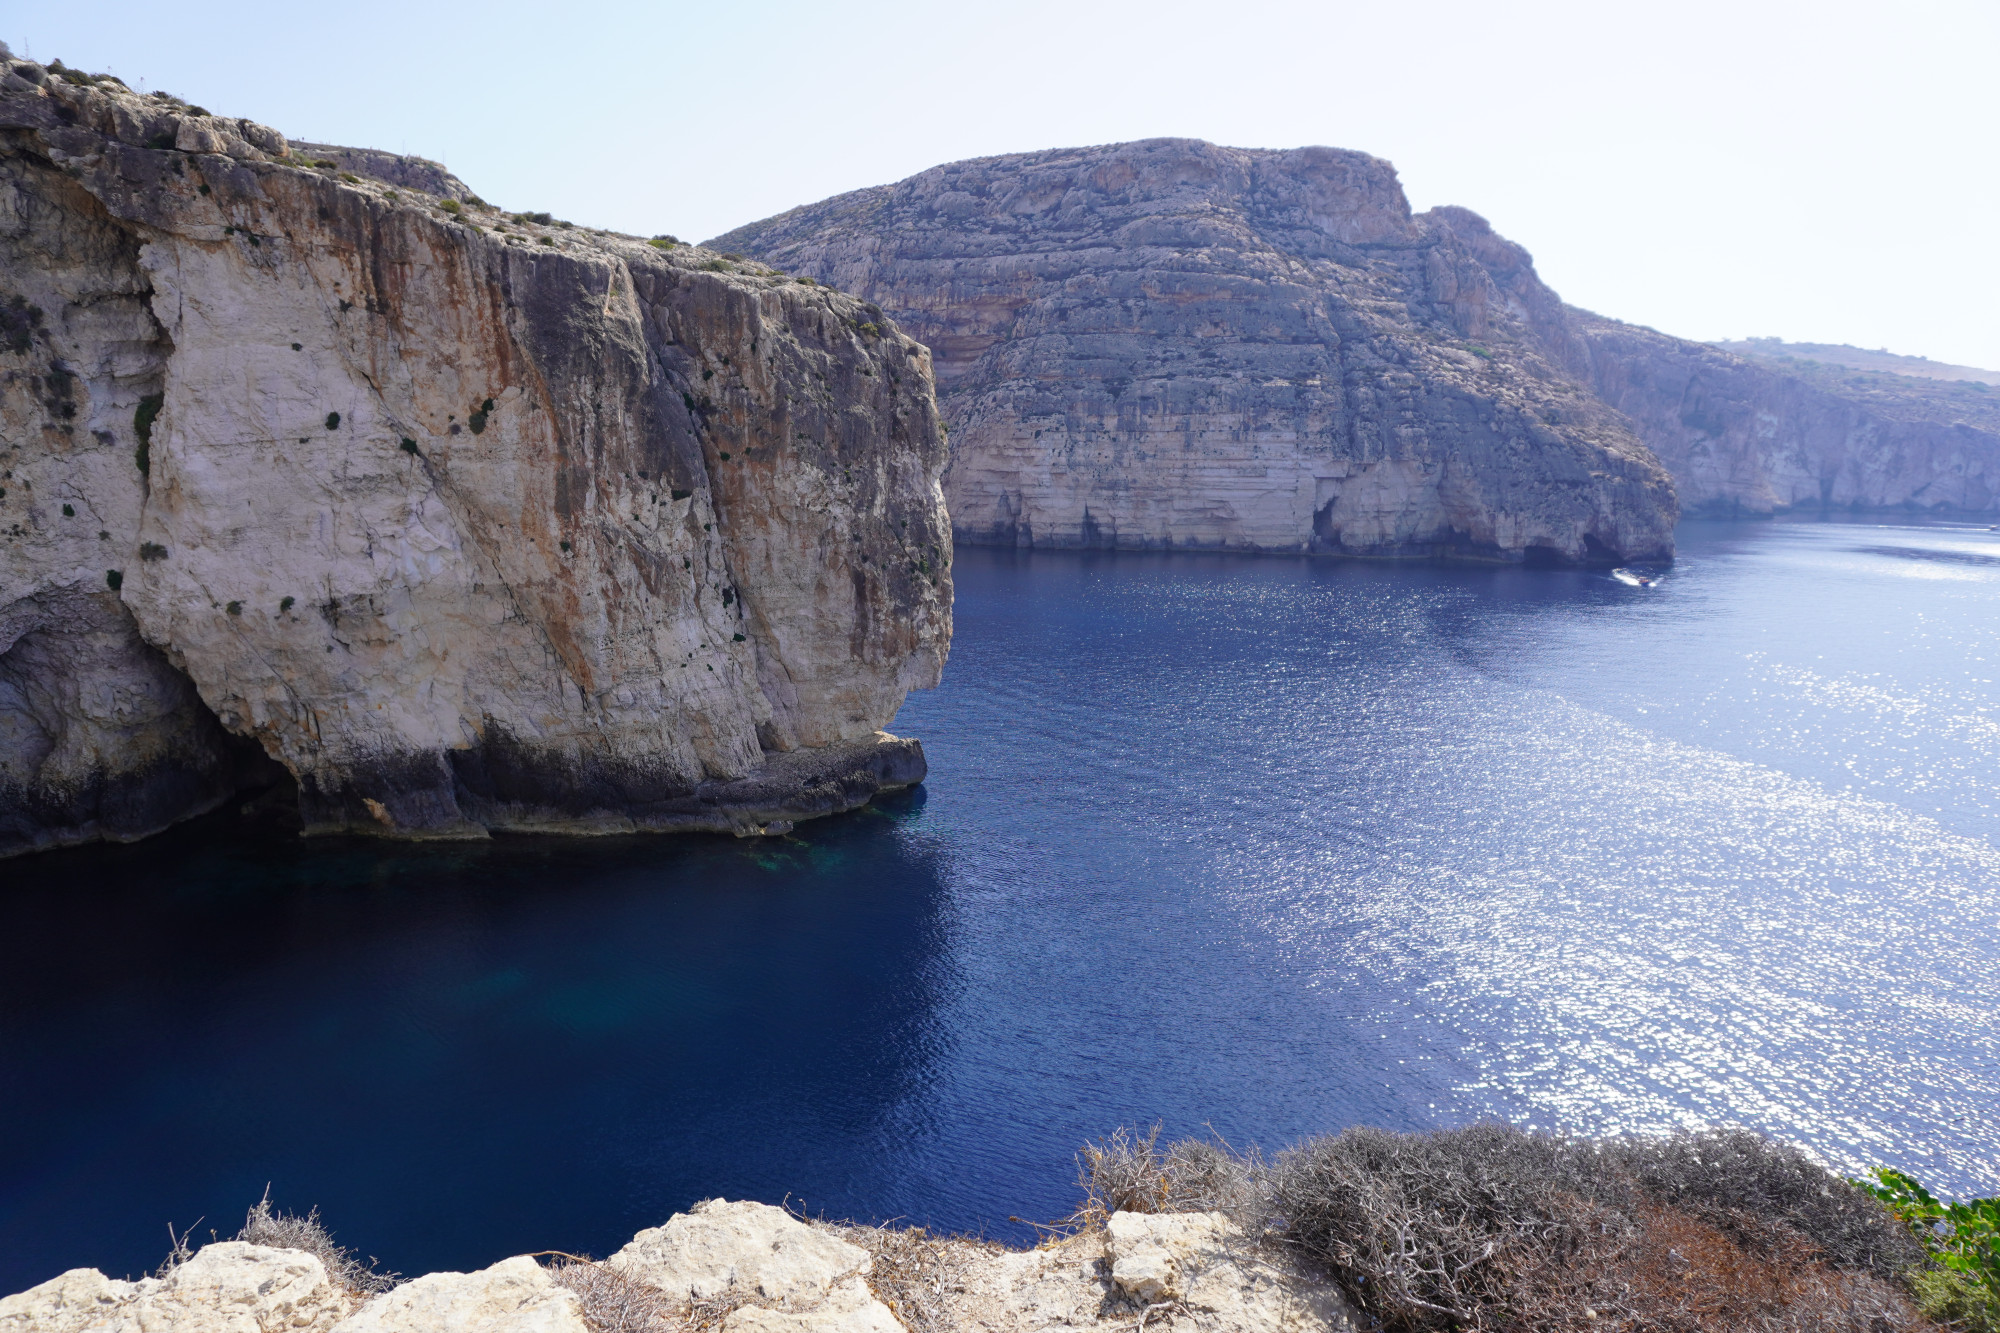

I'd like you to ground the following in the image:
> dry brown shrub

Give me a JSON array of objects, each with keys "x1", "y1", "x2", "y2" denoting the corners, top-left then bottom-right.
[
  {"x1": 234, "y1": 1187, "x2": 398, "y2": 1294},
  {"x1": 1257, "y1": 1124, "x2": 1929, "y2": 1332},
  {"x1": 1075, "y1": 1124, "x2": 1257, "y2": 1228},
  {"x1": 1514, "y1": 1201, "x2": 1927, "y2": 1333},
  {"x1": 541, "y1": 1257, "x2": 745, "y2": 1333},
  {"x1": 831, "y1": 1222, "x2": 997, "y2": 1333}
]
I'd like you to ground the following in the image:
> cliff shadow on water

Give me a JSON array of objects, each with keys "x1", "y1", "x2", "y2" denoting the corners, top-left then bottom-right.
[{"x1": 0, "y1": 792, "x2": 955, "y2": 1295}]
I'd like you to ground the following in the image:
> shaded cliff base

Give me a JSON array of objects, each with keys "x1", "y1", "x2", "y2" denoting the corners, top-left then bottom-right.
[
  {"x1": 10, "y1": 1126, "x2": 1992, "y2": 1333},
  {"x1": 0, "y1": 620, "x2": 928, "y2": 858}
]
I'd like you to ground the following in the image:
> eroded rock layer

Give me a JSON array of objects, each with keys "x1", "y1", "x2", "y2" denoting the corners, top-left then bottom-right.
[
  {"x1": 714, "y1": 139, "x2": 1679, "y2": 563},
  {"x1": 0, "y1": 59, "x2": 950, "y2": 855},
  {"x1": 1433, "y1": 207, "x2": 2000, "y2": 515}
]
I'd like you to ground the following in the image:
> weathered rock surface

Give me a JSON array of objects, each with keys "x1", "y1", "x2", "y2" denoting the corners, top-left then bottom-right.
[
  {"x1": 2, "y1": 1205, "x2": 1357, "y2": 1333},
  {"x1": 1434, "y1": 205, "x2": 2000, "y2": 516},
  {"x1": 712, "y1": 138, "x2": 1679, "y2": 564},
  {"x1": 1099, "y1": 1210, "x2": 1349, "y2": 1331},
  {"x1": 334, "y1": 1257, "x2": 585, "y2": 1333},
  {"x1": 717, "y1": 139, "x2": 2000, "y2": 533},
  {"x1": 0, "y1": 58, "x2": 950, "y2": 855},
  {"x1": 609, "y1": 1199, "x2": 874, "y2": 1303},
  {"x1": 0, "y1": 1242, "x2": 352, "y2": 1333}
]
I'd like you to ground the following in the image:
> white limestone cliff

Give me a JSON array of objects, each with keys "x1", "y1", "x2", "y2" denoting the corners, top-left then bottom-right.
[{"x1": 0, "y1": 58, "x2": 951, "y2": 855}]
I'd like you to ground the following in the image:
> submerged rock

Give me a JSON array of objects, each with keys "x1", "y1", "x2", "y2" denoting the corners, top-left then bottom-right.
[
  {"x1": 0, "y1": 59, "x2": 950, "y2": 855},
  {"x1": 713, "y1": 138, "x2": 1679, "y2": 565}
]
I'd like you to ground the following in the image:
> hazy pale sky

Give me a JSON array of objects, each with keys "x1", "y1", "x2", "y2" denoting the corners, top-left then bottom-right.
[{"x1": 12, "y1": 0, "x2": 1997, "y2": 368}]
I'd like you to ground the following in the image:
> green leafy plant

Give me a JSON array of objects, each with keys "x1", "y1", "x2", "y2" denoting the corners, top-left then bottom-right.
[
  {"x1": 225, "y1": 600, "x2": 242, "y2": 616},
  {"x1": 649, "y1": 236, "x2": 679, "y2": 250},
  {"x1": 1858, "y1": 1169, "x2": 2000, "y2": 1296},
  {"x1": 139, "y1": 542, "x2": 168, "y2": 561},
  {"x1": 400, "y1": 437, "x2": 421, "y2": 456},
  {"x1": 439, "y1": 198, "x2": 461, "y2": 215},
  {"x1": 325, "y1": 412, "x2": 341, "y2": 430},
  {"x1": 105, "y1": 569, "x2": 122, "y2": 591},
  {"x1": 280, "y1": 596, "x2": 295, "y2": 612}
]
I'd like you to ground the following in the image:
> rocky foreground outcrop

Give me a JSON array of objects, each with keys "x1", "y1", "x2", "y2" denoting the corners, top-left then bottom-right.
[
  {"x1": 0, "y1": 1200, "x2": 1356, "y2": 1333},
  {"x1": 716, "y1": 140, "x2": 1999, "y2": 532},
  {"x1": 0, "y1": 57, "x2": 950, "y2": 856},
  {"x1": 714, "y1": 139, "x2": 1679, "y2": 564}
]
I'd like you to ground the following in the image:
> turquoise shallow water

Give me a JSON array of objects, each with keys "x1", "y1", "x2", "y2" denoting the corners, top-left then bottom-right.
[{"x1": 2, "y1": 516, "x2": 1996, "y2": 1292}]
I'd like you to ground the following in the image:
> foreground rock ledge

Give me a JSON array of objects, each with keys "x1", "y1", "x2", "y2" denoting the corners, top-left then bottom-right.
[
  {"x1": 0, "y1": 57, "x2": 951, "y2": 855},
  {"x1": 0, "y1": 1199, "x2": 1360, "y2": 1333}
]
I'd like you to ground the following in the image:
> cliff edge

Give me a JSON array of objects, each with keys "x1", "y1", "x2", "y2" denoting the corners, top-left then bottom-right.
[
  {"x1": 0, "y1": 58, "x2": 951, "y2": 856},
  {"x1": 714, "y1": 139, "x2": 1679, "y2": 565}
]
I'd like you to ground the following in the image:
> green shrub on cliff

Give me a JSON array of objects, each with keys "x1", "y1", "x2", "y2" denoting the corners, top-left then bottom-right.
[{"x1": 1859, "y1": 1168, "x2": 2000, "y2": 1330}]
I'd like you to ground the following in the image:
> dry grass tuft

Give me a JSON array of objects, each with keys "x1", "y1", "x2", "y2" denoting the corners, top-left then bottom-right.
[
  {"x1": 234, "y1": 1187, "x2": 399, "y2": 1294},
  {"x1": 1075, "y1": 1124, "x2": 1258, "y2": 1227},
  {"x1": 541, "y1": 1256, "x2": 744, "y2": 1333},
  {"x1": 831, "y1": 1221, "x2": 997, "y2": 1333}
]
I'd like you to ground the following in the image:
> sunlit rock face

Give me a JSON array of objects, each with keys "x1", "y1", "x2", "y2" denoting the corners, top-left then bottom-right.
[
  {"x1": 714, "y1": 138, "x2": 1680, "y2": 564},
  {"x1": 1404, "y1": 206, "x2": 2000, "y2": 517},
  {"x1": 0, "y1": 58, "x2": 950, "y2": 855}
]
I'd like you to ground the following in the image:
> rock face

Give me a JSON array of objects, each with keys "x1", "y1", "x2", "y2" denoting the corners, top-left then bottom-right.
[
  {"x1": 0, "y1": 1242, "x2": 353, "y2": 1333},
  {"x1": 712, "y1": 139, "x2": 1679, "y2": 564},
  {"x1": 610, "y1": 1199, "x2": 875, "y2": 1303},
  {"x1": 716, "y1": 139, "x2": 2000, "y2": 532},
  {"x1": 0, "y1": 58, "x2": 950, "y2": 855},
  {"x1": 610, "y1": 1200, "x2": 898, "y2": 1333},
  {"x1": 2, "y1": 1204, "x2": 1356, "y2": 1333},
  {"x1": 336, "y1": 1257, "x2": 586, "y2": 1333},
  {"x1": 1436, "y1": 206, "x2": 2000, "y2": 515}
]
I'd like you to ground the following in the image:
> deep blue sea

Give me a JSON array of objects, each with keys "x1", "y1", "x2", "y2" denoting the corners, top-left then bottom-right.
[{"x1": 3, "y1": 517, "x2": 1997, "y2": 1294}]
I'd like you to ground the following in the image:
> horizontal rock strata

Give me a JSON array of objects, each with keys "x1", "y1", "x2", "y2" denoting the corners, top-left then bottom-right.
[
  {"x1": 713, "y1": 138, "x2": 1679, "y2": 564},
  {"x1": 1433, "y1": 207, "x2": 2000, "y2": 515},
  {"x1": 0, "y1": 1199, "x2": 1357, "y2": 1333},
  {"x1": 0, "y1": 58, "x2": 950, "y2": 854}
]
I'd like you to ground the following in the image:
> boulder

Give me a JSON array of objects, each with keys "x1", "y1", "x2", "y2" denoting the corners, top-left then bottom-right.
[
  {"x1": 331, "y1": 1256, "x2": 584, "y2": 1333},
  {"x1": 0, "y1": 1267, "x2": 149, "y2": 1333},
  {"x1": 609, "y1": 1199, "x2": 870, "y2": 1303},
  {"x1": 1103, "y1": 1211, "x2": 1356, "y2": 1332},
  {"x1": 0, "y1": 1243, "x2": 350, "y2": 1333}
]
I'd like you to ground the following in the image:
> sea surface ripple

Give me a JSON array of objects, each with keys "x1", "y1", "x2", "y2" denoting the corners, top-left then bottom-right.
[{"x1": 1, "y1": 517, "x2": 1994, "y2": 1292}]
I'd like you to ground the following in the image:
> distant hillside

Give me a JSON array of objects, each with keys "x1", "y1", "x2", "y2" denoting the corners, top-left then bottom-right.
[
  {"x1": 719, "y1": 140, "x2": 2000, "y2": 522},
  {"x1": 1715, "y1": 338, "x2": 2000, "y2": 386}
]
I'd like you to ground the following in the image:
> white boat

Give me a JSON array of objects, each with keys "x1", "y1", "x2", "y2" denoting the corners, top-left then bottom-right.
[{"x1": 1611, "y1": 567, "x2": 1660, "y2": 588}]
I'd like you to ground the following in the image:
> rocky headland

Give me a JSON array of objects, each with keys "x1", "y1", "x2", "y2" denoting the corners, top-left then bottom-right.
[
  {"x1": 713, "y1": 140, "x2": 1680, "y2": 565},
  {"x1": 714, "y1": 141, "x2": 2000, "y2": 537},
  {"x1": 0, "y1": 57, "x2": 951, "y2": 857}
]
